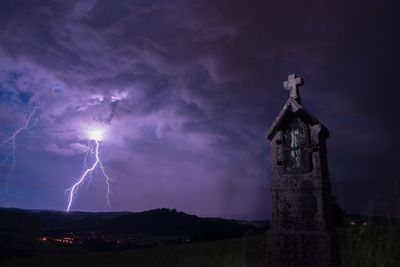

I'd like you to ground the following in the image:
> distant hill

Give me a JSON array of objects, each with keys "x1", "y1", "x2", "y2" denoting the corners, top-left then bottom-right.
[
  {"x1": 0, "y1": 208, "x2": 267, "y2": 239},
  {"x1": 95, "y1": 209, "x2": 266, "y2": 238},
  {"x1": 0, "y1": 207, "x2": 268, "y2": 258}
]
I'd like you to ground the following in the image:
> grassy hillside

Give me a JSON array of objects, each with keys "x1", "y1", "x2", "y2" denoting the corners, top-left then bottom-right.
[
  {"x1": 340, "y1": 224, "x2": 400, "y2": 267},
  {"x1": 2, "y1": 236, "x2": 265, "y2": 267},
  {"x1": 2, "y1": 224, "x2": 400, "y2": 267}
]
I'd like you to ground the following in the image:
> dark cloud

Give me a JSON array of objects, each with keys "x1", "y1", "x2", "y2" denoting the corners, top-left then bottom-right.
[{"x1": 0, "y1": 0, "x2": 398, "y2": 219}]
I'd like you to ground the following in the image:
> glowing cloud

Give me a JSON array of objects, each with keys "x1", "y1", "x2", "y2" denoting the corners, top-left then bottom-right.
[{"x1": 86, "y1": 127, "x2": 106, "y2": 141}]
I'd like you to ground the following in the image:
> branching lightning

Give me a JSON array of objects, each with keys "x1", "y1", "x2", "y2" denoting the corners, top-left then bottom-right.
[
  {"x1": 0, "y1": 105, "x2": 40, "y2": 195},
  {"x1": 66, "y1": 128, "x2": 111, "y2": 212}
]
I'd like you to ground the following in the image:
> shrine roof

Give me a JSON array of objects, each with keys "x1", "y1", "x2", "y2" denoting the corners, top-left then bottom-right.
[{"x1": 266, "y1": 98, "x2": 329, "y2": 140}]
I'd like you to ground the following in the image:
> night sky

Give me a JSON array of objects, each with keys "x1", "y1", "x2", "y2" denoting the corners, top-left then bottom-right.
[{"x1": 0, "y1": 0, "x2": 399, "y2": 220}]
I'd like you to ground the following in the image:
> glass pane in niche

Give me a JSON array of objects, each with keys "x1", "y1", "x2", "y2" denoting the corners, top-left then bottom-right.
[{"x1": 282, "y1": 117, "x2": 311, "y2": 174}]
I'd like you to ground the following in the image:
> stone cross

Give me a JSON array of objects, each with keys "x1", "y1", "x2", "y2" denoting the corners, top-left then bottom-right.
[{"x1": 283, "y1": 74, "x2": 303, "y2": 100}]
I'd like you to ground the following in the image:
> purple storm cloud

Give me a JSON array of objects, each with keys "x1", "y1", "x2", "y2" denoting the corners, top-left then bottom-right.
[{"x1": 0, "y1": 0, "x2": 399, "y2": 219}]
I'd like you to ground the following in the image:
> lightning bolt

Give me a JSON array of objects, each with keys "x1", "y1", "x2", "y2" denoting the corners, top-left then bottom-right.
[
  {"x1": 66, "y1": 139, "x2": 111, "y2": 212},
  {"x1": 1, "y1": 105, "x2": 40, "y2": 195}
]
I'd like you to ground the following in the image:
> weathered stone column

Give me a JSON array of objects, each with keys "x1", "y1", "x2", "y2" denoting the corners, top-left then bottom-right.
[{"x1": 265, "y1": 74, "x2": 341, "y2": 266}]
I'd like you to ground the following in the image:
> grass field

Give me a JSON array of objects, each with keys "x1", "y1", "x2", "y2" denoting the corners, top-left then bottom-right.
[
  {"x1": 2, "y1": 235, "x2": 265, "y2": 267},
  {"x1": 2, "y1": 225, "x2": 400, "y2": 267},
  {"x1": 340, "y1": 224, "x2": 400, "y2": 267}
]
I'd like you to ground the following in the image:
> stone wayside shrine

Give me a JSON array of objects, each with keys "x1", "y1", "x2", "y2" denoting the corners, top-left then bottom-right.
[{"x1": 265, "y1": 74, "x2": 341, "y2": 266}]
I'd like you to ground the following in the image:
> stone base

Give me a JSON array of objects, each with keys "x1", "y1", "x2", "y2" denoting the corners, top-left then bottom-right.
[{"x1": 266, "y1": 229, "x2": 341, "y2": 267}]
